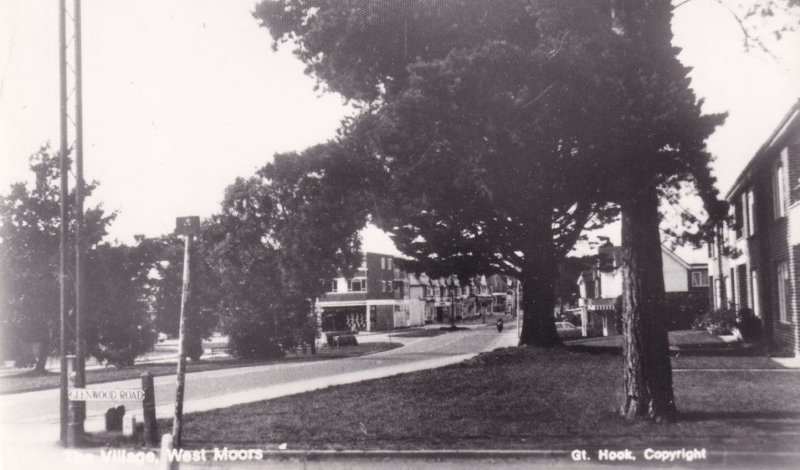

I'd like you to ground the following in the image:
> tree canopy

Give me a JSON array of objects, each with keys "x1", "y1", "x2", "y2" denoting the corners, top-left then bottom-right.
[{"x1": 0, "y1": 146, "x2": 119, "y2": 369}]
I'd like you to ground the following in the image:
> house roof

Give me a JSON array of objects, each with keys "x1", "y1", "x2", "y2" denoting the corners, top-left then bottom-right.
[
  {"x1": 726, "y1": 99, "x2": 800, "y2": 200},
  {"x1": 578, "y1": 244, "x2": 697, "y2": 278}
]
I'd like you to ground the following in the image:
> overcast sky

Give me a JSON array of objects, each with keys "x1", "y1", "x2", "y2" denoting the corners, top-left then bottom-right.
[{"x1": 1, "y1": 0, "x2": 799, "y2": 257}]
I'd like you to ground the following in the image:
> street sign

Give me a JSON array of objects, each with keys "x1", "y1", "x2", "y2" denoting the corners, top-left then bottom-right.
[
  {"x1": 68, "y1": 388, "x2": 145, "y2": 402},
  {"x1": 175, "y1": 216, "x2": 200, "y2": 236}
]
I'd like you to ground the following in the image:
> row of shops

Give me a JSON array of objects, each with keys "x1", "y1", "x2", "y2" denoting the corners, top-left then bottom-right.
[{"x1": 316, "y1": 253, "x2": 520, "y2": 333}]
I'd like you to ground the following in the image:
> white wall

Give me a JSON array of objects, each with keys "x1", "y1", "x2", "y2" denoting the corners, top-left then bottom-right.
[
  {"x1": 662, "y1": 251, "x2": 689, "y2": 292},
  {"x1": 599, "y1": 271, "x2": 622, "y2": 298}
]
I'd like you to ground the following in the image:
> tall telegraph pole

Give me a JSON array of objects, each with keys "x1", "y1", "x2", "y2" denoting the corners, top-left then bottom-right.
[
  {"x1": 57, "y1": 0, "x2": 69, "y2": 445},
  {"x1": 72, "y1": 0, "x2": 87, "y2": 434},
  {"x1": 58, "y1": 0, "x2": 87, "y2": 443}
]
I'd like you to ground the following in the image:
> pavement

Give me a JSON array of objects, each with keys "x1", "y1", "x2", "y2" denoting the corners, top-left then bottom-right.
[{"x1": 0, "y1": 319, "x2": 518, "y2": 469}]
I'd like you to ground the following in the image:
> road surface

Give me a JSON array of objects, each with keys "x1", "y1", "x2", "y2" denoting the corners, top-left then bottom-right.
[{"x1": 0, "y1": 323, "x2": 517, "y2": 469}]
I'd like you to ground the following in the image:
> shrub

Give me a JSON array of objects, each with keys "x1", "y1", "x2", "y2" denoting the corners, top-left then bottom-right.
[
  {"x1": 692, "y1": 308, "x2": 736, "y2": 335},
  {"x1": 227, "y1": 329, "x2": 285, "y2": 359},
  {"x1": 665, "y1": 291, "x2": 709, "y2": 330},
  {"x1": 186, "y1": 336, "x2": 204, "y2": 361},
  {"x1": 333, "y1": 334, "x2": 358, "y2": 347},
  {"x1": 325, "y1": 331, "x2": 353, "y2": 347},
  {"x1": 736, "y1": 308, "x2": 763, "y2": 343}
]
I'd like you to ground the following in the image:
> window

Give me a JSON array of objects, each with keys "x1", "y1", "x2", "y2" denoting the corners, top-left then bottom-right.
[
  {"x1": 329, "y1": 280, "x2": 338, "y2": 293},
  {"x1": 777, "y1": 262, "x2": 790, "y2": 323},
  {"x1": 773, "y1": 161, "x2": 786, "y2": 219},
  {"x1": 736, "y1": 264, "x2": 748, "y2": 310},
  {"x1": 380, "y1": 257, "x2": 385, "y2": 269},
  {"x1": 734, "y1": 199, "x2": 744, "y2": 239},
  {"x1": 349, "y1": 278, "x2": 366, "y2": 292},
  {"x1": 751, "y1": 270, "x2": 760, "y2": 317},
  {"x1": 707, "y1": 241, "x2": 714, "y2": 259},
  {"x1": 746, "y1": 190, "x2": 756, "y2": 236},
  {"x1": 691, "y1": 271, "x2": 709, "y2": 287},
  {"x1": 386, "y1": 258, "x2": 392, "y2": 270},
  {"x1": 710, "y1": 276, "x2": 716, "y2": 309}
]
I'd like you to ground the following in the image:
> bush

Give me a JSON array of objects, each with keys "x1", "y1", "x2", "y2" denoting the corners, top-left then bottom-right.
[
  {"x1": 227, "y1": 329, "x2": 285, "y2": 359},
  {"x1": 325, "y1": 331, "x2": 353, "y2": 347},
  {"x1": 186, "y1": 335, "x2": 204, "y2": 361},
  {"x1": 325, "y1": 332, "x2": 358, "y2": 347},
  {"x1": 692, "y1": 308, "x2": 736, "y2": 335},
  {"x1": 665, "y1": 291, "x2": 709, "y2": 330},
  {"x1": 333, "y1": 335, "x2": 358, "y2": 347},
  {"x1": 736, "y1": 308, "x2": 763, "y2": 343}
]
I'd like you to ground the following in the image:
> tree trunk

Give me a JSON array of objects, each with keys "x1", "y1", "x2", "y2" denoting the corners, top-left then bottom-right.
[
  {"x1": 518, "y1": 231, "x2": 561, "y2": 347},
  {"x1": 620, "y1": 184, "x2": 677, "y2": 422},
  {"x1": 34, "y1": 338, "x2": 49, "y2": 374}
]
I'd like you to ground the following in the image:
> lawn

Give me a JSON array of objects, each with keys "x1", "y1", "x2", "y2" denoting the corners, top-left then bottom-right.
[
  {"x1": 159, "y1": 346, "x2": 800, "y2": 452},
  {"x1": 564, "y1": 330, "x2": 765, "y2": 357},
  {"x1": 0, "y1": 342, "x2": 400, "y2": 395},
  {"x1": 390, "y1": 329, "x2": 447, "y2": 338}
]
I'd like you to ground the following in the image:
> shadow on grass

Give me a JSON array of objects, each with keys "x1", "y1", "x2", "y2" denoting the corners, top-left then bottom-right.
[
  {"x1": 566, "y1": 343, "x2": 766, "y2": 357},
  {"x1": 680, "y1": 411, "x2": 800, "y2": 422}
]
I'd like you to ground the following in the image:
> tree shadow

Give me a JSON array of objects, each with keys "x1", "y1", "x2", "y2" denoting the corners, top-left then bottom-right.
[{"x1": 680, "y1": 411, "x2": 800, "y2": 422}]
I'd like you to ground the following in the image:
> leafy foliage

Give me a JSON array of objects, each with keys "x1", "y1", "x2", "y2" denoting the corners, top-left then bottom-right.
[
  {"x1": 0, "y1": 146, "x2": 144, "y2": 369},
  {"x1": 201, "y1": 158, "x2": 366, "y2": 359},
  {"x1": 692, "y1": 308, "x2": 736, "y2": 335},
  {"x1": 84, "y1": 243, "x2": 155, "y2": 366},
  {"x1": 135, "y1": 233, "x2": 219, "y2": 360},
  {"x1": 255, "y1": 0, "x2": 627, "y2": 346}
]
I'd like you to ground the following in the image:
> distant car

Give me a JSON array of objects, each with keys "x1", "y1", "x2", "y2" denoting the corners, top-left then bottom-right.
[
  {"x1": 555, "y1": 321, "x2": 582, "y2": 339},
  {"x1": 157, "y1": 332, "x2": 168, "y2": 343}
]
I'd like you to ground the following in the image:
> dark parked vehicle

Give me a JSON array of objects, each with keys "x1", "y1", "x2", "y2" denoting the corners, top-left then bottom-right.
[{"x1": 555, "y1": 321, "x2": 582, "y2": 339}]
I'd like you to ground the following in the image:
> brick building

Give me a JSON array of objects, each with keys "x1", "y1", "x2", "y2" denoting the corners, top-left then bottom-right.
[
  {"x1": 316, "y1": 252, "x2": 518, "y2": 332},
  {"x1": 708, "y1": 100, "x2": 800, "y2": 355}
]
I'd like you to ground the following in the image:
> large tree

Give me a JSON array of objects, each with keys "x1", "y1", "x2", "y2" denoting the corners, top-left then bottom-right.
[
  {"x1": 84, "y1": 243, "x2": 156, "y2": 367},
  {"x1": 204, "y1": 151, "x2": 367, "y2": 357},
  {"x1": 255, "y1": 0, "x2": 619, "y2": 346},
  {"x1": 0, "y1": 146, "x2": 114, "y2": 371},
  {"x1": 134, "y1": 233, "x2": 220, "y2": 360},
  {"x1": 594, "y1": 0, "x2": 728, "y2": 421}
]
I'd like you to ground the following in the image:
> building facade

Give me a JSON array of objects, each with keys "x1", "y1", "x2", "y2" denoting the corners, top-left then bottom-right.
[
  {"x1": 317, "y1": 252, "x2": 518, "y2": 332},
  {"x1": 317, "y1": 253, "x2": 416, "y2": 333},
  {"x1": 708, "y1": 100, "x2": 800, "y2": 355},
  {"x1": 576, "y1": 244, "x2": 709, "y2": 337}
]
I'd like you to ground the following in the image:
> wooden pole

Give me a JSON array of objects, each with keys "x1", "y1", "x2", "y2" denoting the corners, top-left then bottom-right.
[
  {"x1": 66, "y1": 355, "x2": 82, "y2": 447},
  {"x1": 58, "y1": 0, "x2": 69, "y2": 445},
  {"x1": 73, "y1": 0, "x2": 86, "y2": 433},
  {"x1": 142, "y1": 372, "x2": 158, "y2": 446},
  {"x1": 172, "y1": 235, "x2": 192, "y2": 448}
]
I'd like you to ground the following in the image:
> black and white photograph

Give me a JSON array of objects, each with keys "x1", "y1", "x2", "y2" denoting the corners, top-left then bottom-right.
[{"x1": 1, "y1": 1, "x2": 799, "y2": 468}]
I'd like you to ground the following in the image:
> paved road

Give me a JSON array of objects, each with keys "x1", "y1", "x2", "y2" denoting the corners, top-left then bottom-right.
[{"x1": 0, "y1": 323, "x2": 517, "y2": 469}]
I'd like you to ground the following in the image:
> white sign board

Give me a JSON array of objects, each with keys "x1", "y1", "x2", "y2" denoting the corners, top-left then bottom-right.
[{"x1": 68, "y1": 388, "x2": 145, "y2": 402}]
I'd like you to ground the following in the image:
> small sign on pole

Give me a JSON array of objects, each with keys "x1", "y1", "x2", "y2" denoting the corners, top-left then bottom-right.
[
  {"x1": 68, "y1": 388, "x2": 145, "y2": 401},
  {"x1": 174, "y1": 216, "x2": 200, "y2": 236}
]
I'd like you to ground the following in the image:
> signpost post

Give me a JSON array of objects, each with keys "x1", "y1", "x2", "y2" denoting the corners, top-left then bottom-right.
[{"x1": 172, "y1": 216, "x2": 199, "y2": 449}]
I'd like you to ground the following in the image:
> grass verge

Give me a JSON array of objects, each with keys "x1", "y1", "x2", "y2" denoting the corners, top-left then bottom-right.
[
  {"x1": 0, "y1": 342, "x2": 400, "y2": 395},
  {"x1": 390, "y1": 330, "x2": 447, "y2": 338},
  {"x1": 156, "y1": 346, "x2": 800, "y2": 452}
]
